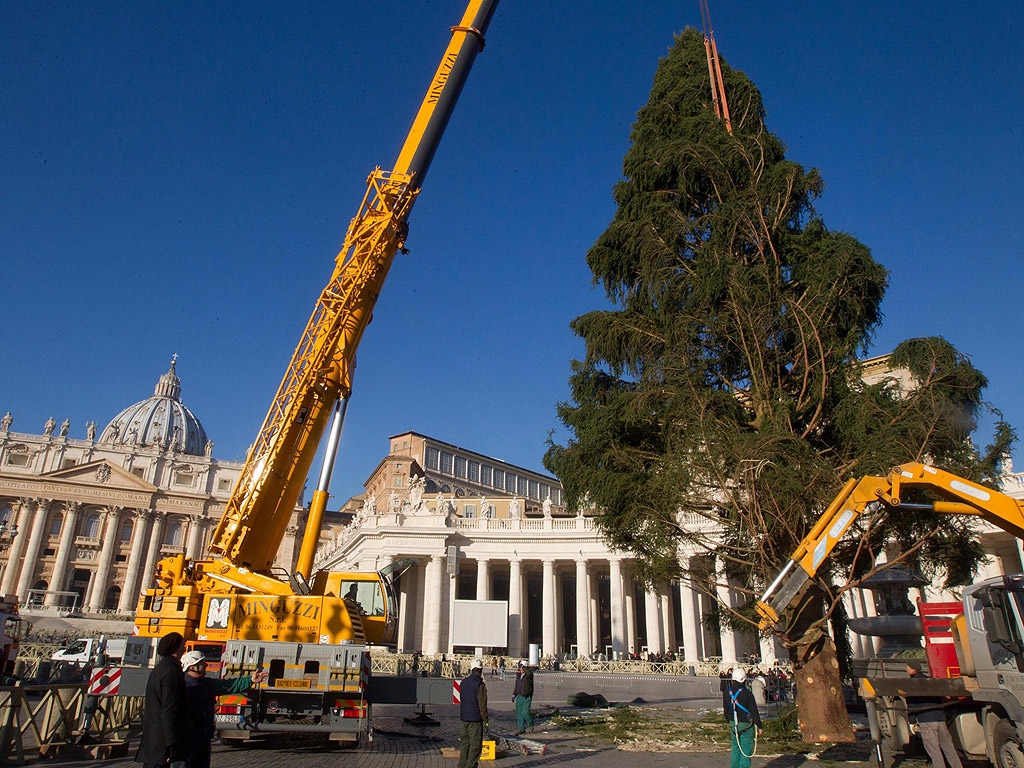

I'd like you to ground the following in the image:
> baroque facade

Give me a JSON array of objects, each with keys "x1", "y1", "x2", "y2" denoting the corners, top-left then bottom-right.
[{"x1": 0, "y1": 360, "x2": 303, "y2": 614}]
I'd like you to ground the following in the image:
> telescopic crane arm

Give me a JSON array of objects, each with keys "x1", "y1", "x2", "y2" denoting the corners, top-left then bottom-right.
[
  {"x1": 158, "y1": 0, "x2": 499, "y2": 596},
  {"x1": 756, "y1": 462, "x2": 1024, "y2": 630}
]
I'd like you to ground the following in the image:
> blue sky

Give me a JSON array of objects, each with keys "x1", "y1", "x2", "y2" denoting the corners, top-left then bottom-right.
[{"x1": 2, "y1": 1, "x2": 1022, "y2": 502}]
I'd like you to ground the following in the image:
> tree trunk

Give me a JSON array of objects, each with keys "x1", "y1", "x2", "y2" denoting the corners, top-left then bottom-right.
[{"x1": 788, "y1": 587, "x2": 855, "y2": 743}]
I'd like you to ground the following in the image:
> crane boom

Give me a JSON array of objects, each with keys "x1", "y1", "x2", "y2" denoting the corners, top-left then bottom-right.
[
  {"x1": 137, "y1": 2, "x2": 499, "y2": 624},
  {"x1": 756, "y1": 462, "x2": 1024, "y2": 629},
  {"x1": 203, "y1": 0, "x2": 498, "y2": 583}
]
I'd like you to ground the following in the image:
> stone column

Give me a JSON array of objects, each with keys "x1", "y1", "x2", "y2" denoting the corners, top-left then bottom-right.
[
  {"x1": 118, "y1": 510, "x2": 152, "y2": 612},
  {"x1": 715, "y1": 561, "x2": 737, "y2": 663},
  {"x1": 45, "y1": 502, "x2": 82, "y2": 606},
  {"x1": 16, "y1": 500, "x2": 51, "y2": 601},
  {"x1": 589, "y1": 570, "x2": 600, "y2": 653},
  {"x1": 185, "y1": 516, "x2": 206, "y2": 559},
  {"x1": 397, "y1": 563, "x2": 415, "y2": 652},
  {"x1": 660, "y1": 589, "x2": 674, "y2": 652},
  {"x1": 575, "y1": 559, "x2": 591, "y2": 658},
  {"x1": 0, "y1": 500, "x2": 35, "y2": 595},
  {"x1": 139, "y1": 511, "x2": 167, "y2": 593},
  {"x1": 508, "y1": 559, "x2": 522, "y2": 657},
  {"x1": 644, "y1": 587, "x2": 663, "y2": 654},
  {"x1": 609, "y1": 558, "x2": 626, "y2": 657},
  {"x1": 409, "y1": 561, "x2": 426, "y2": 651},
  {"x1": 87, "y1": 507, "x2": 123, "y2": 612},
  {"x1": 542, "y1": 559, "x2": 556, "y2": 657},
  {"x1": 421, "y1": 555, "x2": 444, "y2": 656},
  {"x1": 624, "y1": 579, "x2": 637, "y2": 654},
  {"x1": 679, "y1": 578, "x2": 702, "y2": 663},
  {"x1": 476, "y1": 559, "x2": 490, "y2": 600}
]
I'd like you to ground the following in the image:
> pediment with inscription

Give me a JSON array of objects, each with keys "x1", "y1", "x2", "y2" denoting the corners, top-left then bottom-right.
[{"x1": 40, "y1": 459, "x2": 157, "y2": 491}]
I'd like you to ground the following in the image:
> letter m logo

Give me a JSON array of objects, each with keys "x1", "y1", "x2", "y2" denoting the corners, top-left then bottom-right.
[{"x1": 206, "y1": 597, "x2": 231, "y2": 629}]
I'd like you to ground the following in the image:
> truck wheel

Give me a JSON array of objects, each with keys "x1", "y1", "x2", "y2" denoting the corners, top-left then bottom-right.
[{"x1": 994, "y1": 720, "x2": 1024, "y2": 768}]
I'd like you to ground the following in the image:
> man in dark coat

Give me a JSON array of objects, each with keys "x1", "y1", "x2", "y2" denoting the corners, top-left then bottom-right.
[
  {"x1": 457, "y1": 658, "x2": 489, "y2": 768},
  {"x1": 513, "y1": 659, "x2": 534, "y2": 734},
  {"x1": 724, "y1": 667, "x2": 762, "y2": 768},
  {"x1": 180, "y1": 650, "x2": 269, "y2": 768},
  {"x1": 137, "y1": 632, "x2": 188, "y2": 768}
]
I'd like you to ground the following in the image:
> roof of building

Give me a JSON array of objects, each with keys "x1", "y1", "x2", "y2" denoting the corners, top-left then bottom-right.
[
  {"x1": 387, "y1": 430, "x2": 559, "y2": 483},
  {"x1": 99, "y1": 359, "x2": 209, "y2": 456}
]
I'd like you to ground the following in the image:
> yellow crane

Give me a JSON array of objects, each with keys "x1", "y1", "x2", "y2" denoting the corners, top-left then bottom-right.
[
  {"x1": 755, "y1": 461, "x2": 1024, "y2": 631},
  {"x1": 134, "y1": 0, "x2": 500, "y2": 646}
]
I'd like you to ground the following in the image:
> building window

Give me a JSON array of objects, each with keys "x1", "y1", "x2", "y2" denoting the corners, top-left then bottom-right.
[
  {"x1": 131, "y1": 467, "x2": 145, "y2": 478},
  {"x1": 83, "y1": 514, "x2": 101, "y2": 538},
  {"x1": 425, "y1": 447, "x2": 439, "y2": 470},
  {"x1": 6, "y1": 453, "x2": 29, "y2": 467},
  {"x1": 217, "y1": 478, "x2": 232, "y2": 493},
  {"x1": 454, "y1": 456, "x2": 467, "y2": 478},
  {"x1": 481, "y1": 465, "x2": 492, "y2": 486},
  {"x1": 505, "y1": 474, "x2": 516, "y2": 493},
  {"x1": 43, "y1": 548, "x2": 55, "y2": 557},
  {"x1": 492, "y1": 469, "x2": 504, "y2": 489},
  {"x1": 173, "y1": 471, "x2": 194, "y2": 488},
  {"x1": 61, "y1": 458, "x2": 78, "y2": 469},
  {"x1": 529, "y1": 479, "x2": 539, "y2": 499},
  {"x1": 468, "y1": 461, "x2": 480, "y2": 482},
  {"x1": 115, "y1": 554, "x2": 127, "y2": 563},
  {"x1": 393, "y1": 475, "x2": 403, "y2": 488},
  {"x1": 540, "y1": 484, "x2": 549, "y2": 502},
  {"x1": 165, "y1": 522, "x2": 183, "y2": 547},
  {"x1": 0, "y1": 506, "x2": 12, "y2": 526},
  {"x1": 49, "y1": 514, "x2": 63, "y2": 537},
  {"x1": 120, "y1": 521, "x2": 133, "y2": 542},
  {"x1": 440, "y1": 452, "x2": 453, "y2": 474},
  {"x1": 518, "y1": 477, "x2": 528, "y2": 496},
  {"x1": 463, "y1": 504, "x2": 476, "y2": 519}
]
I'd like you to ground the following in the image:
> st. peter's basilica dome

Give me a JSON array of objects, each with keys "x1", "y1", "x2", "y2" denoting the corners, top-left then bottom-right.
[{"x1": 99, "y1": 358, "x2": 209, "y2": 455}]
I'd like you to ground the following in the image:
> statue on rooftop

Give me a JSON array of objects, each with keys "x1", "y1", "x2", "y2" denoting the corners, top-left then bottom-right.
[
  {"x1": 44, "y1": 416, "x2": 56, "y2": 436},
  {"x1": 0, "y1": 412, "x2": 11, "y2": 431},
  {"x1": 86, "y1": 421, "x2": 97, "y2": 440}
]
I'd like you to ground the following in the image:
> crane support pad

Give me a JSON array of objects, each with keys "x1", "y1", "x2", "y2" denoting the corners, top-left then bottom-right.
[{"x1": 368, "y1": 676, "x2": 460, "y2": 705}]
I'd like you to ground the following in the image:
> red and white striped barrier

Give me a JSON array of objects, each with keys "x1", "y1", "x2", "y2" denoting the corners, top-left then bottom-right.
[
  {"x1": 88, "y1": 667, "x2": 122, "y2": 695},
  {"x1": 452, "y1": 680, "x2": 461, "y2": 703}
]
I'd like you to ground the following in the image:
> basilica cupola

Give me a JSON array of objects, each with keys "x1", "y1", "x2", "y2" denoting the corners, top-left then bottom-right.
[{"x1": 99, "y1": 357, "x2": 210, "y2": 456}]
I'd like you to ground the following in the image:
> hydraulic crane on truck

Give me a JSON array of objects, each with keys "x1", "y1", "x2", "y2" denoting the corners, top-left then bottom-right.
[
  {"x1": 134, "y1": 0, "x2": 499, "y2": 650},
  {"x1": 756, "y1": 462, "x2": 1024, "y2": 768}
]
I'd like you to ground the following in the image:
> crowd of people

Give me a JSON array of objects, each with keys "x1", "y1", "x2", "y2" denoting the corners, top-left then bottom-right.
[{"x1": 719, "y1": 666, "x2": 792, "y2": 704}]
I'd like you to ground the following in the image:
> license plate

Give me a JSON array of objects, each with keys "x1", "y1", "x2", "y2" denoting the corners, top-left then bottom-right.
[
  {"x1": 215, "y1": 714, "x2": 239, "y2": 722},
  {"x1": 275, "y1": 678, "x2": 311, "y2": 689}
]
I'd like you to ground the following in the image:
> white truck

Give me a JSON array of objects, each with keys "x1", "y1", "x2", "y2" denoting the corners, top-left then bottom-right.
[{"x1": 52, "y1": 637, "x2": 127, "y2": 665}]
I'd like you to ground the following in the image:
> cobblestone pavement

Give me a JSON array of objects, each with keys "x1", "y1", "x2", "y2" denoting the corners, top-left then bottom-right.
[{"x1": 43, "y1": 675, "x2": 874, "y2": 768}]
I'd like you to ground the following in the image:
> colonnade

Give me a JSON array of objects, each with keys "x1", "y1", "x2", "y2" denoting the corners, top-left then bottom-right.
[
  {"x1": 389, "y1": 553, "x2": 778, "y2": 663},
  {"x1": 0, "y1": 497, "x2": 210, "y2": 612}
]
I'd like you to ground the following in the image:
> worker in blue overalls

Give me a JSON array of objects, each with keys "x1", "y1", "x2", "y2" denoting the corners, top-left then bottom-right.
[{"x1": 724, "y1": 668, "x2": 762, "y2": 768}]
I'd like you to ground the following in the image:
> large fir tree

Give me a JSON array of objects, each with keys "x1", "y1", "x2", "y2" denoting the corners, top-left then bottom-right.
[{"x1": 546, "y1": 29, "x2": 1014, "y2": 741}]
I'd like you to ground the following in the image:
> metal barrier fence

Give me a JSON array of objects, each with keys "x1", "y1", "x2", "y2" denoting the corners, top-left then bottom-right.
[
  {"x1": 12, "y1": 645, "x2": 63, "y2": 680},
  {"x1": 371, "y1": 652, "x2": 789, "y2": 678},
  {"x1": 0, "y1": 682, "x2": 143, "y2": 764}
]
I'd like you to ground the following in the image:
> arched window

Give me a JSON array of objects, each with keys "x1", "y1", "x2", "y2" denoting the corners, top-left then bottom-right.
[
  {"x1": 164, "y1": 522, "x2": 182, "y2": 547},
  {"x1": 104, "y1": 585, "x2": 121, "y2": 611},
  {"x1": 49, "y1": 513, "x2": 63, "y2": 537},
  {"x1": 83, "y1": 513, "x2": 101, "y2": 538},
  {"x1": 120, "y1": 520, "x2": 134, "y2": 542}
]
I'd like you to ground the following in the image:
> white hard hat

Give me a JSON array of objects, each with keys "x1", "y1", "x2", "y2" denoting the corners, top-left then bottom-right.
[
  {"x1": 471, "y1": 658, "x2": 484, "y2": 670},
  {"x1": 181, "y1": 650, "x2": 207, "y2": 672},
  {"x1": 732, "y1": 667, "x2": 747, "y2": 683},
  {"x1": 519, "y1": 659, "x2": 527, "y2": 666}
]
